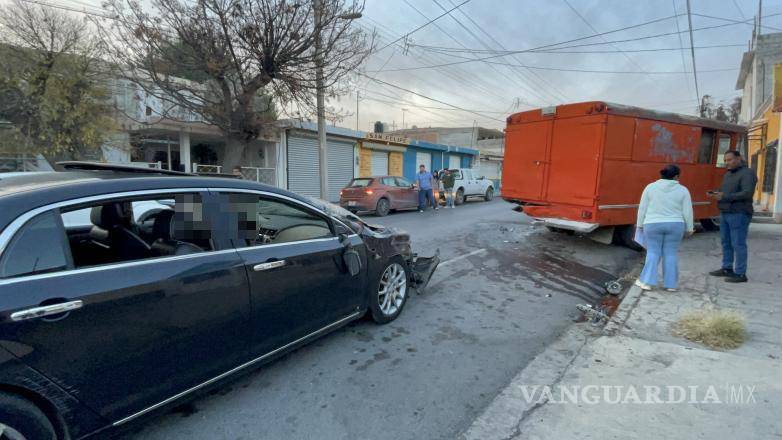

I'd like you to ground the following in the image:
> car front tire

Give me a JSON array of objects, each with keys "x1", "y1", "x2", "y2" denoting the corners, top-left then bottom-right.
[
  {"x1": 700, "y1": 217, "x2": 720, "y2": 231},
  {"x1": 0, "y1": 393, "x2": 57, "y2": 440},
  {"x1": 484, "y1": 187, "x2": 494, "y2": 201},
  {"x1": 369, "y1": 257, "x2": 410, "y2": 324}
]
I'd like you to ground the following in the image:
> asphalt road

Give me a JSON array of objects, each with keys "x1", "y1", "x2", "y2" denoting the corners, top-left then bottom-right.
[{"x1": 117, "y1": 198, "x2": 639, "y2": 440}]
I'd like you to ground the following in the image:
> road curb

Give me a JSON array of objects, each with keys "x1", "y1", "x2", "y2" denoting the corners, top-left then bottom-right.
[{"x1": 603, "y1": 283, "x2": 644, "y2": 336}]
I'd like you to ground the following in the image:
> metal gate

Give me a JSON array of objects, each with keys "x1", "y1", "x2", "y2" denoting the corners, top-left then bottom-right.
[
  {"x1": 287, "y1": 135, "x2": 320, "y2": 197},
  {"x1": 415, "y1": 151, "x2": 431, "y2": 171},
  {"x1": 327, "y1": 140, "x2": 355, "y2": 202},
  {"x1": 288, "y1": 135, "x2": 355, "y2": 201},
  {"x1": 371, "y1": 151, "x2": 389, "y2": 176}
]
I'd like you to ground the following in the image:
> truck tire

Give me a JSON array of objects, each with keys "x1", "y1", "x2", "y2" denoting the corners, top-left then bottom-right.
[
  {"x1": 484, "y1": 187, "x2": 494, "y2": 201},
  {"x1": 700, "y1": 217, "x2": 720, "y2": 232},
  {"x1": 455, "y1": 188, "x2": 465, "y2": 205},
  {"x1": 613, "y1": 225, "x2": 643, "y2": 251}
]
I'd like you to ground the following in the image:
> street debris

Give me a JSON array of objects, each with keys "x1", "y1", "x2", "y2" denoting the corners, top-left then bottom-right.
[{"x1": 577, "y1": 304, "x2": 610, "y2": 326}]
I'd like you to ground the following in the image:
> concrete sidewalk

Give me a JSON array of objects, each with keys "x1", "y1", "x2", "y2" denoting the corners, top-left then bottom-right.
[{"x1": 462, "y1": 224, "x2": 782, "y2": 440}]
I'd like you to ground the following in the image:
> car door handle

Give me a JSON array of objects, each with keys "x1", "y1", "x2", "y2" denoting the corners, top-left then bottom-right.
[
  {"x1": 10, "y1": 300, "x2": 83, "y2": 322},
  {"x1": 253, "y1": 260, "x2": 286, "y2": 271}
]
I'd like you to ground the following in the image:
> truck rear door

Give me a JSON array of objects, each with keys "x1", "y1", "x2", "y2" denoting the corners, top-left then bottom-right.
[
  {"x1": 546, "y1": 116, "x2": 603, "y2": 207},
  {"x1": 504, "y1": 120, "x2": 552, "y2": 201}
]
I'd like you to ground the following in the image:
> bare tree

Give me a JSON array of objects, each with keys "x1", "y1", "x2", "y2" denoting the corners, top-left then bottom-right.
[
  {"x1": 98, "y1": 0, "x2": 373, "y2": 168},
  {"x1": 700, "y1": 95, "x2": 741, "y2": 123},
  {"x1": 0, "y1": 0, "x2": 114, "y2": 162}
]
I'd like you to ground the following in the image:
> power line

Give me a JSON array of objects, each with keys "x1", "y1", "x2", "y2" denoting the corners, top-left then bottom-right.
[
  {"x1": 374, "y1": 0, "x2": 473, "y2": 53},
  {"x1": 357, "y1": 72, "x2": 505, "y2": 122},
  {"x1": 409, "y1": 42, "x2": 746, "y2": 54},
  {"x1": 685, "y1": 0, "x2": 700, "y2": 113},
  {"x1": 692, "y1": 12, "x2": 782, "y2": 32},
  {"x1": 442, "y1": 0, "x2": 571, "y2": 103},
  {"x1": 732, "y1": 0, "x2": 747, "y2": 20},
  {"x1": 672, "y1": 0, "x2": 693, "y2": 103}
]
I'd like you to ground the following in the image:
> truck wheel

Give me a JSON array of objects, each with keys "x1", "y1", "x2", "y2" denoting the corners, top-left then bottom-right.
[
  {"x1": 455, "y1": 189, "x2": 465, "y2": 205},
  {"x1": 613, "y1": 225, "x2": 643, "y2": 251},
  {"x1": 484, "y1": 187, "x2": 494, "y2": 201},
  {"x1": 375, "y1": 198, "x2": 390, "y2": 217},
  {"x1": 700, "y1": 218, "x2": 720, "y2": 232}
]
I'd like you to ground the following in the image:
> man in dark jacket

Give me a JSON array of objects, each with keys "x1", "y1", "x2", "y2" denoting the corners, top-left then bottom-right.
[{"x1": 708, "y1": 150, "x2": 758, "y2": 283}]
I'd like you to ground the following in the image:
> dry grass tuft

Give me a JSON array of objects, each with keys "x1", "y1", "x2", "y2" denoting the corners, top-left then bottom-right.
[{"x1": 673, "y1": 309, "x2": 747, "y2": 350}]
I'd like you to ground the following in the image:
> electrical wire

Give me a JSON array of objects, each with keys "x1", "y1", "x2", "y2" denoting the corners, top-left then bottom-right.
[{"x1": 374, "y1": 0, "x2": 472, "y2": 53}]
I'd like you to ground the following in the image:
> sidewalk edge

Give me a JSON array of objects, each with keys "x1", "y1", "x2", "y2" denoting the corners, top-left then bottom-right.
[{"x1": 603, "y1": 284, "x2": 643, "y2": 336}]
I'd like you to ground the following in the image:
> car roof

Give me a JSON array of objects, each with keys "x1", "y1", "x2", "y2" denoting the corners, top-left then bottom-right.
[{"x1": 0, "y1": 170, "x2": 311, "y2": 231}]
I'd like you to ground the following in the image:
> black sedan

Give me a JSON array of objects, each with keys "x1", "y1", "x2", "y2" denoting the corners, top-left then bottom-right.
[{"x1": 0, "y1": 163, "x2": 438, "y2": 439}]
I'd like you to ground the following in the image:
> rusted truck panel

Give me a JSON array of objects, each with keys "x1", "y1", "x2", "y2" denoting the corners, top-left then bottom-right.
[{"x1": 502, "y1": 102, "x2": 747, "y2": 242}]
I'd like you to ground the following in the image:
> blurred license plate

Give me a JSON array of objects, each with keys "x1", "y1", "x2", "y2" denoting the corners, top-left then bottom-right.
[{"x1": 348, "y1": 201, "x2": 357, "y2": 206}]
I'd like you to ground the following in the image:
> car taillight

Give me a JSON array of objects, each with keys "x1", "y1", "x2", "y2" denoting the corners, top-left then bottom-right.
[
  {"x1": 581, "y1": 210, "x2": 593, "y2": 219},
  {"x1": 365, "y1": 189, "x2": 374, "y2": 195},
  {"x1": 339, "y1": 190, "x2": 343, "y2": 197}
]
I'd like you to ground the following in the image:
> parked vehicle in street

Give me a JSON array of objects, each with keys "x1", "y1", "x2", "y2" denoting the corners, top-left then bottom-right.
[
  {"x1": 339, "y1": 176, "x2": 420, "y2": 216},
  {"x1": 0, "y1": 162, "x2": 439, "y2": 440},
  {"x1": 445, "y1": 168, "x2": 495, "y2": 205},
  {"x1": 502, "y1": 101, "x2": 747, "y2": 249}
]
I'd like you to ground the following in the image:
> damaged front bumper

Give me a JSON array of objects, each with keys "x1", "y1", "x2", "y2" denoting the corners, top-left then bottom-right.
[{"x1": 408, "y1": 250, "x2": 440, "y2": 292}]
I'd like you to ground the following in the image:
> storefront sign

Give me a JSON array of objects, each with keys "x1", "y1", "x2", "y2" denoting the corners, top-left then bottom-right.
[{"x1": 366, "y1": 132, "x2": 410, "y2": 144}]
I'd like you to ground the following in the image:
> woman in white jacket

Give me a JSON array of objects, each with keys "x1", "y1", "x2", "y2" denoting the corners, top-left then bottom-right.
[{"x1": 635, "y1": 164, "x2": 695, "y2": 291}]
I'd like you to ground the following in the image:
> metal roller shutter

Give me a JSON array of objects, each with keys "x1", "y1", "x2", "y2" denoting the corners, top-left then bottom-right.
[
  {"x1": 371, "y1": 151, "x2": 389, "y2": 176},
  {"x1": 415, "y1": 151, "x2": 431, "y2": 171},
  {"x1": 449, "y1": 154, "x2": 460, "y2": 169},
  {"x1": 327, "y1": 140, "x2": 355, "y2": 202},
  {"x1": 287, "y1": 135, "x2": 320, "y2": 197}
]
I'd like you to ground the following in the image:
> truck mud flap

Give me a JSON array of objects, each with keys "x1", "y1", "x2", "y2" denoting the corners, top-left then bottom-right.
[{"x1": 409, "y1": 250, "x2": 440, "y2": 293}]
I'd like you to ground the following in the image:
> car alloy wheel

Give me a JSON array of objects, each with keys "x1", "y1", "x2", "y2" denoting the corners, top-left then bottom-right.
[
  {"x1": 378, "y1": 262, "x2": 407, "y2": 316},
  {"x1": 484, "y1": 187, "x2": 494, "y2": 201},
  {"x1": 375, "y1": 198, "x2": 390, "y2": 217},
  {"x1": 0, "y1": 424, "x2": 28, "y2": 440}
]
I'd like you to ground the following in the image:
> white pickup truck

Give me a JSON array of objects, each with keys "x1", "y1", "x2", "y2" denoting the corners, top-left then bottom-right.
[{"x1": 446, "y1": 168, "x2": 495, "y2": 205}]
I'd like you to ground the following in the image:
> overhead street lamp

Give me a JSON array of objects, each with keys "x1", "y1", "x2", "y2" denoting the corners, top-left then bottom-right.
[{"x1": 314, "y1": 1, "x2": 362, "y2": 201}]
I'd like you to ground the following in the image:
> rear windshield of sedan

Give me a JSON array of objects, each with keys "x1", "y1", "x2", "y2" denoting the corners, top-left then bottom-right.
[{"x1": 349, "y1": 178, "x2": 373, "y2": 187}]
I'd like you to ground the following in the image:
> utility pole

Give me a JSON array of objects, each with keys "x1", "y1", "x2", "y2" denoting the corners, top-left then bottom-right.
[
  {"x1": 356, "y1": 90, "x2": 360, "y2": 132},
  {"x1": 314, "y1": 0, "x2": 328, "y2": 200},
  {"x1": 685, "y1": 0, "x2": 700, "y2": 115},
  {"x1": 402, "y1": 108, "x2": 408, "y2": 129},
  {"x1": 314, "y1": 3, "x2": 361, "y2": 200}
]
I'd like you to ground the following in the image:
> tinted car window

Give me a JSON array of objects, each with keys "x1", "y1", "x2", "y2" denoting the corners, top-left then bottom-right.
[
  {"x1": 224, "y1": 194, "x2": 333, "y2": 246},
  {"x1": 1, "y1": 211, "x2": 69, "y2": 278},
  {"x1": 380, "y1": 177, "x2": 395, "y2": 186}
]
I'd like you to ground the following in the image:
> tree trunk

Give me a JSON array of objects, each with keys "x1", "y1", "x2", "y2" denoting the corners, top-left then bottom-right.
[{"x1": 222, "y1": 137, "x2": 249, "y2": 172}]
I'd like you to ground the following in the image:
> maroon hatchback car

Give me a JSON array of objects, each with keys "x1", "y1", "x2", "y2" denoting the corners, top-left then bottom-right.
[{"x1": 340, "y1": 176, "x2": 420, "y2": 216}]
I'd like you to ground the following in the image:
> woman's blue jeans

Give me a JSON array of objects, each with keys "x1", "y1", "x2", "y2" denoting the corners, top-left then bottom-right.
[{"x1": 639, "y1": 222, "x2": 685, "y2": 289}]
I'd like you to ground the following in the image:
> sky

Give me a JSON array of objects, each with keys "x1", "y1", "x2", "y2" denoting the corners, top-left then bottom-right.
[
  {"x1": 332, "y1": 0, "x2": 782, "y2": 131},
  {"x1": 3, "y1": 0, "x2": 780, "y2": 131}
]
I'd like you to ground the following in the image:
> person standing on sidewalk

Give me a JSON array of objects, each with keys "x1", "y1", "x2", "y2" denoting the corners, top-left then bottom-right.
[
  {"x1": 441, "y1": 168, "x2": 457, "y2": 208},
  {"x1": 708, "y1": 150, "x2": 758, "y2": 283},
  {"x1": 635, "y1": 164, "x2": 695, "y2": 292},
  {"x1": 416, "y1": 164, "x2": 437, "y2": 212}
]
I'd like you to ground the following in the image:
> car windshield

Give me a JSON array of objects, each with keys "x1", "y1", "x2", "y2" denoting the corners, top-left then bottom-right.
[{"x1": 348, "y1": 178, "x2": 373, "y2": 187}]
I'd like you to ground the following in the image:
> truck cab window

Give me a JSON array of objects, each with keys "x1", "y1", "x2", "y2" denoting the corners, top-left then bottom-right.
[
  {"x1": 698, "y1": 129, "x2": 716, "y2": 164},
  {"x1": 715, "y1": 134, "x2": 732, "y2": 168}
]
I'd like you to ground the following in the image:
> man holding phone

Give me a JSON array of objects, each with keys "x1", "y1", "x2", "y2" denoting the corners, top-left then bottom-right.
[{"x1": 707, "y1": 150, "x2": 758, "y2": 283}]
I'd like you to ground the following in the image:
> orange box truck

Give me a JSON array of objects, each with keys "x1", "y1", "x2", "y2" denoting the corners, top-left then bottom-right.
[{"x1": 501, "y1": 101, "x2": 747, "y2": 248}]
